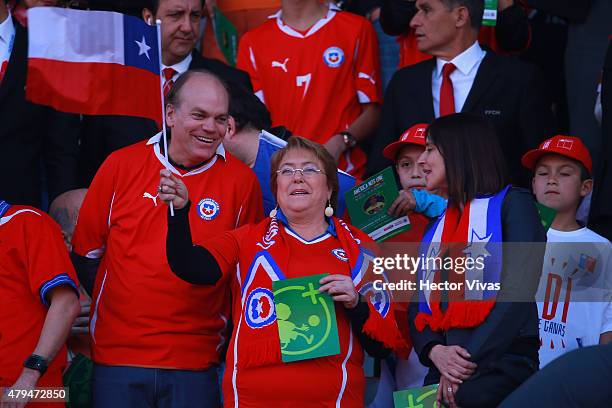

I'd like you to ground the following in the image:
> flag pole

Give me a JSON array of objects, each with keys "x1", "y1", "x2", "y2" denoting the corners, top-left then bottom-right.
[{"x1": 156, "y1": 19, "x2": 174, "y2": 216}]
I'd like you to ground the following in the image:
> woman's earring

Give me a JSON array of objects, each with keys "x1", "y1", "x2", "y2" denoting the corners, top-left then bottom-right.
[
  {"x1": 269, "y1": 206, "x2": 278, "y2": 218},
  {"x1": 325, "y1": 200, "x2": 334, "y2": 218}
]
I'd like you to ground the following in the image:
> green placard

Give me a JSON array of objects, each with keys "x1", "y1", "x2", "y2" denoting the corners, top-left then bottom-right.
[
  {"x1": 63, "y1": 353, "x2": 93, "y2": 407},
  {"x1": 482, "y1": 0, "x2": 498, "y2": 26},
  {"x1": 344, "y1": 166, "x2": 411, "y2": 242},
  {"x1": 272, "y1": 274, "x2": 340, "y2": 363},
  {"x1": 536, "y1": 203, "x2": 557, "y2": 232},
  {"x1": 393, "y1": 384, "x2": 439, "y2": 408},
  {"x1": 536, "y1": 202, "x2": 557, "y2": 232},
  {"x1": 213, "y1": 7, "x2": 238, "y2": 66}
]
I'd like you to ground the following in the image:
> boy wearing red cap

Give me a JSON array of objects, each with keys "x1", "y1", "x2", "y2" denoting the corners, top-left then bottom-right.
[
  {"x1": 383, "y1": 123, "x2": 446, "y2": 232},
  {"x1": 522, "y1": 135, "x2": 612, "y2": 368},
  {"x1": 369, "y1": 124, "x2": 447, "y2": 402}
]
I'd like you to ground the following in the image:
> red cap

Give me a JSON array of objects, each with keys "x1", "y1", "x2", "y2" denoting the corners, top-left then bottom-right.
[
  {"x1": 382, "y1": 123, "x2": 428, "y2": 160},
  {"x1": 521, "y1": 135, "x2": 592, "y2": 174}
]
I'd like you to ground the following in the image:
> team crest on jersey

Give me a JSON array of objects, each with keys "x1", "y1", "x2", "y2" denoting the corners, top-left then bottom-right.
[
  {"x1": 245, "y1": 288, "x2": 277, "y2": 328},
  {"x1": 332, "y1": 248, "x2": 348, "y2": 262},
  {"x1": 197, "y1": 198, "x2": 220, "y2": 221},
  {"x1": 359, "y1": 282, "x2": 390, "y2": 318},
  {"x1": 323, "y1": 47, "x2": 344, "y2": 68}
]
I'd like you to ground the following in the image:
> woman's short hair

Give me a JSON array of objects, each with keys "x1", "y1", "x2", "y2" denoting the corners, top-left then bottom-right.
[
  {"x1": 428, "y1": 113, "x2": 508, "y2": 205},
  {"x1": 270, "y1": 136, "x2": 339, "y2": 211}
]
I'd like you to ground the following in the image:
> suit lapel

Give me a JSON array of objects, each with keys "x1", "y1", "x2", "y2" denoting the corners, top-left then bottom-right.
[
  {"x1": 419, "y1": 58, "x2": 436, "y2": 121},
  {"x1": 0, "y1": 19, "x2": 26, "y2": 103},
  {"x1": 461, "y1": 52, "x2": 498, "y2": 114}
]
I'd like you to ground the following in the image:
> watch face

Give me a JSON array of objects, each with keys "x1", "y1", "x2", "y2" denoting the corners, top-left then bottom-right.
[{"x1": 24, "y1": 355, "x2": 48, "y2": 373}]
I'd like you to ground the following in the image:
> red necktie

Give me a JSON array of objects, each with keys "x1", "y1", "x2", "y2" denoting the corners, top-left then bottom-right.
[
  {"x1": 163, "y1": 68, "x2": 177, "y2": 98},
  {"x1": 439, "y1": 63, "x2": 457, "y2": 117},
  {"x1": 0, "y1": 60, "x2": 8, "y2": 85}
]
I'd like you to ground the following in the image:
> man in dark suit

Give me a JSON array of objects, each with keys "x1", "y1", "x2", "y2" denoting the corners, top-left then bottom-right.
[
  {"x1": 0, "y1": 0, "x2": 80, "y2": 208},
  {"x1": 79, "y1": 0, "x2": 253, "y2": 187},
  {"x1": 367, "y1": 0, "x2": 554, "y2": 187}
]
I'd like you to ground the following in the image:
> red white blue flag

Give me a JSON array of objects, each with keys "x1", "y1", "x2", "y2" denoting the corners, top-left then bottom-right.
[{"x1": 26, "y1": 7, "x2": 162, "y2": 123}]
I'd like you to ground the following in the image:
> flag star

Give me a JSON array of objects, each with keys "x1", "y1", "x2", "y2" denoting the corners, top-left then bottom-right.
[
  {"x1": 135, "y1": 35, "x2": 151, "y2": 60},
  {"x1": 463, "y1": 230, "x2": 492, "y2": 260}
]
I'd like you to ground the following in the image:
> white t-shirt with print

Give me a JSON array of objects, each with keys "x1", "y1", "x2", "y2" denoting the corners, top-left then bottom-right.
[{"x1": 536, "y1": 227, "x2": 612, "y2": 368}]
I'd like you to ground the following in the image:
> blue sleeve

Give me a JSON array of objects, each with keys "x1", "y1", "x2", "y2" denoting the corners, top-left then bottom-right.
[
  {"x1": 411, "y1": 189, "x2": 447, "y2": 218},
  {"x1": 39, "y1": 273, "x2": 79, "y2": 307}
]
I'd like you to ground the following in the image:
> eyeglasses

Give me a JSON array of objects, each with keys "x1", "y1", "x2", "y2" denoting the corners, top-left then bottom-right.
[{"x1": 276, "y1": 166, "x2": 325, "y2": 178}]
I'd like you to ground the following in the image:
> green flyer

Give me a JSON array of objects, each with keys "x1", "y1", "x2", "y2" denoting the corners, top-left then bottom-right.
[
  {"x1": 213, "y1": 7, "x2": 238, "y2": 66},
  {"x1": 393, "y1": 384, "x2": 438, "y2": 408},
  {"x1": 272, "y1": 274, "x2": 340, "y2": 363},
  {"x1": 344, "y1": 166, "x2": 411, "y2": 242},
  {"x1": 482, "y1": 0, "x2": 498, "y2": 26},
  {"x1": 536, "y1": 202, "x2": 557, "y2": 232}
]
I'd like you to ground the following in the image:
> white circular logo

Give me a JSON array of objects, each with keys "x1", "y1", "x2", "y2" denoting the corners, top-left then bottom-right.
[
  {"x1": 197, "y1": 198, "x2": 220, "y2": 221},
  {"x1": 359, "y1": 282, "x2": 390, "y2": 318},
  {"x1": 332, "y1": 248, "x2": 348, "y2": 262},
  {"x1": 323, "y1": 47, "x2": 344, "y2": 68},
  {"x1": 245, "y1": 288, "x2": 276, "y2": 329}
]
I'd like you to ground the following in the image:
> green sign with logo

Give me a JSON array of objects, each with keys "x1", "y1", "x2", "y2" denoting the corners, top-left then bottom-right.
[
  {"x1": 393, "y1": 384, "x2": 439, "y2": 408},
  {"x1": 272, "y1": 274, "x2": 340, "y2": 363}
]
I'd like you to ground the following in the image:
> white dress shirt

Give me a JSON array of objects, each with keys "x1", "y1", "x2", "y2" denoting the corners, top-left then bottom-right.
[
  {"x1": 162, "y1": 52, "x2": 192, "y2": 84},
  {"x1": 432, "y1": 41, "x2": 486, "y2": 118},
  {"x1": 0, "y1": 12, "x2": 15, "y2": 65}
]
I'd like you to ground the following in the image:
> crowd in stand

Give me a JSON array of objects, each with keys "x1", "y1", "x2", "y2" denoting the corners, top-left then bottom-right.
[{"x1": 1, "y1": 0, "x2": 611, "y2": 407}]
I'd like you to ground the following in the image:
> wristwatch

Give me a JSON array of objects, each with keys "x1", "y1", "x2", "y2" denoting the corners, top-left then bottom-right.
[
  {"x1": 340, "y1": 131, "x2": 357, "y2": 149},
  {"x1": 23, "y1": 354, "x2": 48, "y2": 375}
]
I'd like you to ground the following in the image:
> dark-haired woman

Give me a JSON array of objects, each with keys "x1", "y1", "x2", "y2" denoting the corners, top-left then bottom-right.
[{"x1": 409, "y1": 114, "x2": 546, "y2": 408}]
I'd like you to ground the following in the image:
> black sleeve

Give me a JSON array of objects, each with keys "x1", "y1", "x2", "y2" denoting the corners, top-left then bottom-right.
[
  {"x1": 463, "y1": 188, "x2": 546, "y2": 366},
  {"x1": 495, "y1": 3, "x2": 531, "y2": 53},
  {"x1": 365, "y1": 73, "x2": 401, "y2": 177},
  {"x1": 408, "y1": 295, "x2": 446, "y2": 367},
  {"x1": 380, "y1": 0, "x2": 417, "y2": 36},
  {"x1": 345, "y1": 296, "x2": 391, "y2": 358},
  {"x1": 44, "y1": 111, "x2": 81, "y2": 203},
  {"x1": 70, "y1": 252, "x2": 100, "y2": 297},
  {"x1": 166, "y1": 201, "x2": 222, "y2": 285},
  {"x1": 526, "y1": 0, "x2": 591, "y2": 22},
  {"x1": 516, "y1": 63, "x2": 555, "y2": 186}
]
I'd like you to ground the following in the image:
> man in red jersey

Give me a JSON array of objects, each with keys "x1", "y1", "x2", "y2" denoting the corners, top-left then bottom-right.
[
  {"x1": 237, "y1": 0, "x2": 382, "y2": 179},
  {"x1": 71, "y1": 70, "x2": 263, "y2": 408},
  {"x1": 0, "y1": 200, "x2": 80, "y2": 408}
]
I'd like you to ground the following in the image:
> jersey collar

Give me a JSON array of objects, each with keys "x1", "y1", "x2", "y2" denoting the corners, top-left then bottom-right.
[
  {"x1": 147, "y1": 132, "x2": 226, "y2": 177},
  {"x1": 276, "y1": 208, "x2": 337, "y2": 244},
  {"x1": 270, "y1": 3, "x2": 340, "y2": 39}
]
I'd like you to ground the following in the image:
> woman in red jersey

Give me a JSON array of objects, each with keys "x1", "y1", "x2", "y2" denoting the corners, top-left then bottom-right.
[{"x1": 161, "y1": 136, "x2": 407, "y2": 407}]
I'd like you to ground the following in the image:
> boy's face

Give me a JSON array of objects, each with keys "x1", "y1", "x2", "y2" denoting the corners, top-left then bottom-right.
[
  {"x1": 396, "y1": 145, "x2": 426, "y2": 190},
  {"x1": 532, "y1": 154, "x2": 592, "y2": 213}
]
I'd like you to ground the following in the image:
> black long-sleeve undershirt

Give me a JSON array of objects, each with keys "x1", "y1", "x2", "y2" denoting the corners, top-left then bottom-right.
[{"x1": 166, "y1": 201, "x2": 222, "y2": 285}]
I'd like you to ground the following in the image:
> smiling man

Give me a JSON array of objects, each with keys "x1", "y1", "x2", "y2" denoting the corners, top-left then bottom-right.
[
  {"x1": 367, "y1": 0, "x2": 555, "y2": 188},
  {"x1": 71, "y1": 70, "x2": 263, "y2": 407}
]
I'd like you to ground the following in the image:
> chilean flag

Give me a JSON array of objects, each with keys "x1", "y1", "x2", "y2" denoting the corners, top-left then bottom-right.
[{"x1": 26, "y1": 7, "x2": 162, "y2": 123}]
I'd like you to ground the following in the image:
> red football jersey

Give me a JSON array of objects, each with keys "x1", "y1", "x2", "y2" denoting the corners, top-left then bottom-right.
[
  {"x1": 0, "y1": 203, "x2": 78, "y2": 390},
  {"x1": 205, "y1": 221, "x2": 366, "y2": 406},
  {"x1": 237, "y1": 5, "x2": 381, "y2": 178},
  {"x1": 72, "y1": 134, "x2": 263, "y2": 369}
]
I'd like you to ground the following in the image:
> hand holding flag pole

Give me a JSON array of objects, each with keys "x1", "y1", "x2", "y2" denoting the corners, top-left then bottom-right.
[{"x1": 156, "y1": 19, "x2": 174, "y2": 216}]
